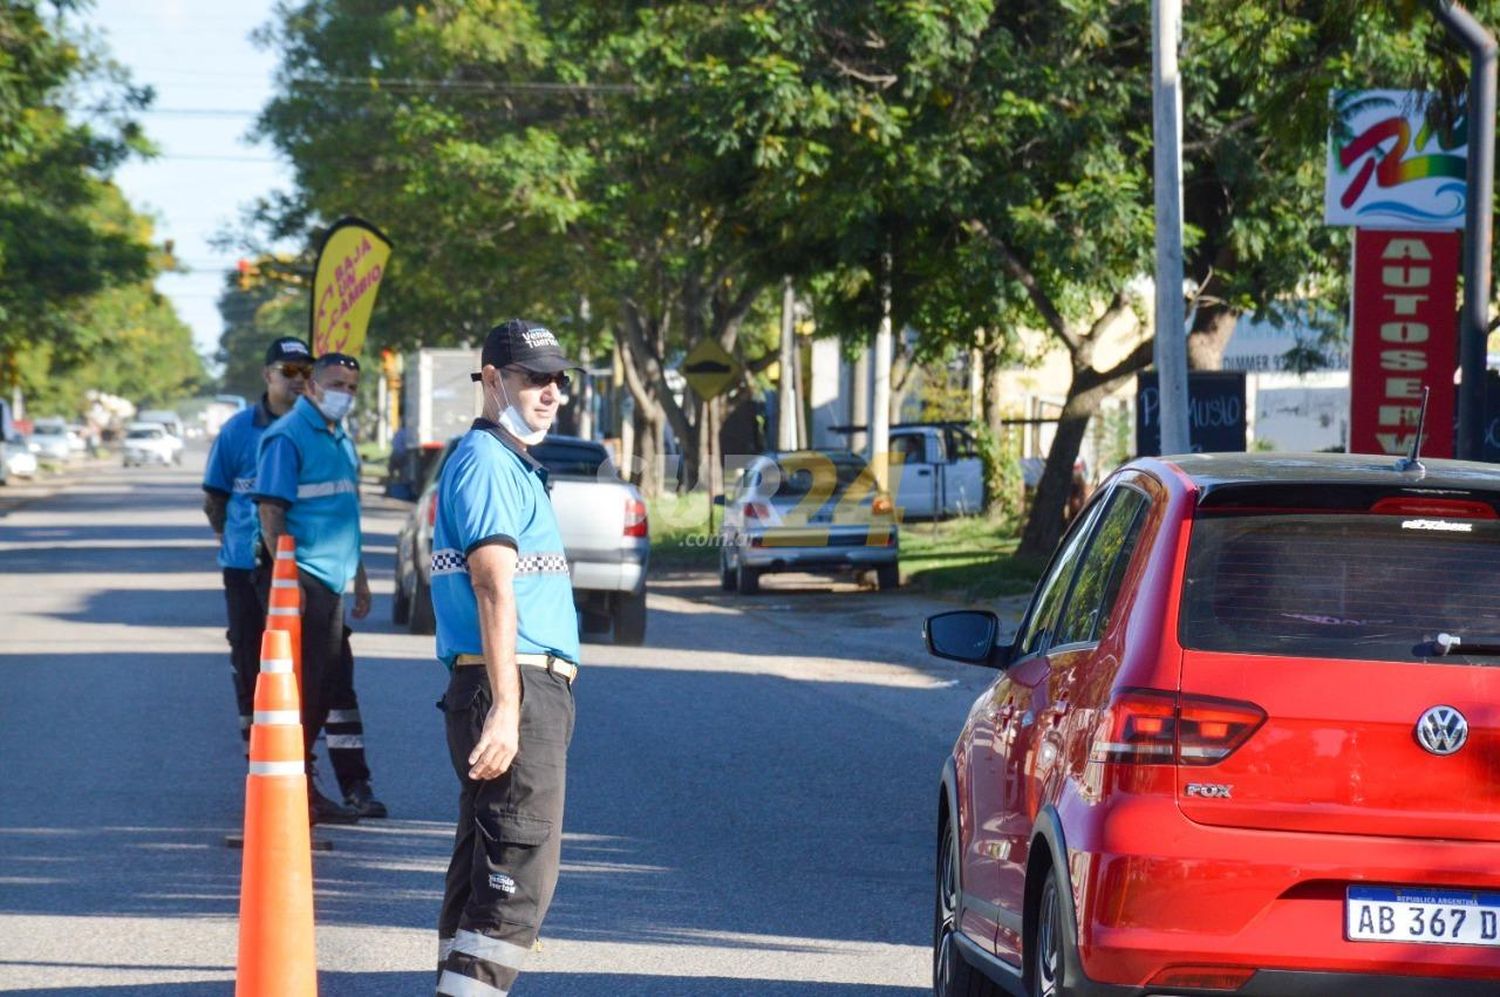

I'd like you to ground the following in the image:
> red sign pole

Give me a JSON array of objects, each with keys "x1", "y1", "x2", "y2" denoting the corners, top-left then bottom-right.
[{"x1": 1348, "y1": 228, "x2": 1462, "y2": 457}]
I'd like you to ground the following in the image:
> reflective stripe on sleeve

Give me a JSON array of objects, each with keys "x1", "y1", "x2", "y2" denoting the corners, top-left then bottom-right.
[
  {"x1": 248, "y1": 761, "x2": 304, "y2": 776},
  {"x1": 436, "y1": 970, "x2": 506, "y2": 997},
  {"x1": 452, "y1": 930, "x2": 529, "y2": 970},
  {"x1": 253, "y1": 710, "x2": 301, "y2": 725}
]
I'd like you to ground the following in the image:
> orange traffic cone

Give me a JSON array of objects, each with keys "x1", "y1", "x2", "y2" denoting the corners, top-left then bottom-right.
[
  {"x1": 236, "y1": 628, "x2": 317, "y2": 997},
  {"x1": 267, "y1": 535, "x2": 303, "y2": 686}
]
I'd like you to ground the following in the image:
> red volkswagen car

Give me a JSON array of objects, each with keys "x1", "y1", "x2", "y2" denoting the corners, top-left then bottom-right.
[{"x1": 927, "y1": 453, "x2": 1500, "y2": 996}]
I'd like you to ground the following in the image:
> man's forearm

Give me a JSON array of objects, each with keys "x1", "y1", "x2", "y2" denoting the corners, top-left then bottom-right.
[
  {"x1": 203, "y1": 491, "x2": 228, "y2": 534},
  {"x1": 258, "y1": 502, "x2": 288, "y2": 555}
]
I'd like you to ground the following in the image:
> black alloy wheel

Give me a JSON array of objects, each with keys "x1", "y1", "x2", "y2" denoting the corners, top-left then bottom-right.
[
  {"x1": 934, "y1": 816, "x2": 1000, "y2": 997},
  {"x1": 1031, "y1": 872, "x2": 1063, "y2": 997}
]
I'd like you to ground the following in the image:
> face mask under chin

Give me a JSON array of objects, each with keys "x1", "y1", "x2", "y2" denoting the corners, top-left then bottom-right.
[{"x1": 490, "y1": 380, "x2": 547, "y2": 445}]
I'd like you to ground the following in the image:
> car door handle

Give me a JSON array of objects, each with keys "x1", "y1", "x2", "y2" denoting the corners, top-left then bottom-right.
[{"x1": 916, "y1": 468, "x2": 932, "y2": 476}]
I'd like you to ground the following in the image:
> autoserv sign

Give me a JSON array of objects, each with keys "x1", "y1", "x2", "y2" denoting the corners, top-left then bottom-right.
[
  {"x1": 1328, "y1": 91, "x2": 1464, "y2": 458},
  {"x1": 1326, "y1": 90, "x2": 1466, "y2": 229}
]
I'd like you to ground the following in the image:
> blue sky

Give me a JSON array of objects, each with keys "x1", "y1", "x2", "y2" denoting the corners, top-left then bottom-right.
[{"x1": 94, "y1": 0, "x2": 290, "y2": 361}]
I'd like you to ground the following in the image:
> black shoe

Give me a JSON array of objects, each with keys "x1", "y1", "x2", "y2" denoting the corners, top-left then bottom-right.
[
  {"x1": 310, "y1": 786, "x2": 360, "y2": 825},
  {"x1": 344, "y1": 779, "x2": 388, "y2": 819}
]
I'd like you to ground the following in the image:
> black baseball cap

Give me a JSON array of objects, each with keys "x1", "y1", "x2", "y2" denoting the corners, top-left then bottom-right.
[
  {"x1": 470, "y1": 319, "x2": 581, "y2": 382},
  {"x1": 265, "y1": 337, "x2": 312, "y2": 366}
]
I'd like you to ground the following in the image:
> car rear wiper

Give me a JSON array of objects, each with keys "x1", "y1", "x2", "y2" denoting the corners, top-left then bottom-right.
[{"x1": 1426, "y1": 632, "x2": 1500, "y2": 656}]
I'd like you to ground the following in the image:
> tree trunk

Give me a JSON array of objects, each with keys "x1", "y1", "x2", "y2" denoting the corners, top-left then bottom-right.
[
  {"x1": 1018, "y1": 395, "x2": 1094, "y2": 560},
  {"x1": 1186, "y1": 302, "x2": 1239, "y2": 371}
]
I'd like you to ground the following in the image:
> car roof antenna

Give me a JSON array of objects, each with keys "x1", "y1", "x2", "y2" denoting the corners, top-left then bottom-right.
[{"x1": 1394, "y1": 386, "x2": 1430, "y2": 473}]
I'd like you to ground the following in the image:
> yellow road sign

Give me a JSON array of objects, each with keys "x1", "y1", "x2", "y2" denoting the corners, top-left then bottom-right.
[{"x1": 681, "y1": 339, "x2": 742, "y2": 400}]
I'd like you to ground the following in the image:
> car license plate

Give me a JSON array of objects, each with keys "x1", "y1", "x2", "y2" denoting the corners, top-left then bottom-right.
[{"x1": 1346, "y1": 886, "x2": 1500, "y2": 946}]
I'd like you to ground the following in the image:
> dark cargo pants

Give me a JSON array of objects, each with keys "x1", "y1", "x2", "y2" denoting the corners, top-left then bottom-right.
[
  {"x1": 437, "y1": 663, "x2": 574, "y2": 996},
  {"x1": 253, "y1": 566, "x2": 373, "y2": 793},
  {"x1": 222, "y1": 567, "x2": 267, "y2": 743}
]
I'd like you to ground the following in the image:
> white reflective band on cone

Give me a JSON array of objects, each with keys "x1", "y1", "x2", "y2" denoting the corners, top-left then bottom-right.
[
  {"x1": 276, "y1": 550, "x2": 295, "y2": 559},
  {"x1": 452, "y1": 930, "x2": 529, "y2": 969},
  {"x1": 248, "y1": 761, "x2": 304, "y2": 776},
  {"x1": 267, "y1": 607, "x2": 299, "y2": 617},
  {"x1": 326, "y1": 735, "x2": 363, "y2": 749},
  {"x1": 253, "y1": 710, "x2": 301, "y2": 725},
  {"x1": 260, "y1": 656, "x2": 294, "y2": 674},
  {"x1": 436, "y1": 970, "x2": 506, "y2": 997},
  {"x1": 326, "y1": 709, "x2": 361, "y2": 724},
  {"x1": 272, "y1": 579, "x2": 298, "y2": 589}
]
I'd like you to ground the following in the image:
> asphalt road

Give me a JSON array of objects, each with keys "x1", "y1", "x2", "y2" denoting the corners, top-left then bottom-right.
[{"x1": 0, "y1": 445, "x2": 1020, "y2": 996}]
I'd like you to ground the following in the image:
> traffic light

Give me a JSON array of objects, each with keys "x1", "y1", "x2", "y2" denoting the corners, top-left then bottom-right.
[{"x1": 236, "y1": 259, "x2": 260, "y2": 291}]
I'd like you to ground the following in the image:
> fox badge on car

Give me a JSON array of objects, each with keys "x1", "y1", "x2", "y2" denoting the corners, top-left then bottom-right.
[{"x1": 1184, "y1": 783, "x2": 1233, "y2": 799}]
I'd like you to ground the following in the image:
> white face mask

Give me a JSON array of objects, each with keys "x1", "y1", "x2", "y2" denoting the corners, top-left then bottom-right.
[
  {"x1": 489, "y1": 377, "x2": 546, "y2": 445},
  {"x1": 314, "y1": 388, "x2": 355, "y2": 422}
]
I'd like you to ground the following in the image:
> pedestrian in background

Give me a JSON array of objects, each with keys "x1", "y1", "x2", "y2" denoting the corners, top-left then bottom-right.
[
  {"x1": 201, "y1": 337, "x2": 313, "y2": 746},
  {"x1": 430, "y1": 319, "x2": 580, "y2": 996},
  {"x1": 254, "y1": 351, "x2": 385, "y2": 824}
]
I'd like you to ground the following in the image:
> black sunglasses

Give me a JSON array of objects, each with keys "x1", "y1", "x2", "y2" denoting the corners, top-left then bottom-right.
[
  {"x1": 272, "y1": 362, "x2": 313, "y2": 380},
  {"x1": 315, "y1": 353, "x2": 361, "y2": 373},
  {"x1": 507, "y1": 367, "x2": 570, "y2": 391}
]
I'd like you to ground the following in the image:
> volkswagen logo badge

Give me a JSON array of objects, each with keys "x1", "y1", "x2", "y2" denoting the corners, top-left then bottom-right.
[{"x1": 1415, "y1": 706, "x2": 1469, "y2": 756}]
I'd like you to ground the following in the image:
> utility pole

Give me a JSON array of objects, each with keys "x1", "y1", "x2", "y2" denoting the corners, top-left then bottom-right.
[
  {"x1": 1432, "y1": 2, "x2": 1497, "y2": 460},
  {"x1": 871, "y1": 241, "x2": 894, "y2": 492},
  {"x1": 1151, "y1": 0, "x2": 1192, "y2": 454},
  {"x1": 778, "y1": 277, "x2": 799, "y2": 451}
]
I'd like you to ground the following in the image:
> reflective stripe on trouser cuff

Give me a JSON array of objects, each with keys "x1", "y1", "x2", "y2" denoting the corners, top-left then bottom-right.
[
  {"x1": 248, "y1": 761, "x2": 304, "y2": 776},
  {"x1": 326, "y1": 709, "x2": 361, "y2": 724},
  {"x1": 254, "y1": 710, "x2": 301, "y2": 725},
  {"x1": 436, "y1": 970, "x2": 506, "y2": 997},
  {"x1": 452, "y1": 930, "x2": 529, "y2": 970},
  {"x1": 326, "y1": 735, "x2": 363, "y2": 749},
  {"x1": 438, "y1": 936, "x2": 455, "y2": 964},
  {"x1": 239, "y1": 715, "x2": 252, "y2": 729}
]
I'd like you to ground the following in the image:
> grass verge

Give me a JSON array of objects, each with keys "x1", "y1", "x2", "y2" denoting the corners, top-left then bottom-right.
[
  {"x1": 899, "y1": 515, "x2": 1045, "y2": 602},
  {"x1": 648, "y1": 493, "x2": 724, "y2": 572}
]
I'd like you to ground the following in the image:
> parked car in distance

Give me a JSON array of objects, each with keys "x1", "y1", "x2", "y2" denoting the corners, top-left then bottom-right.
[
  {"x1": 717, "y1": 448, "x2": 898, "y2": 594},
  {"x1": 136, "y1": 409, "x2": 185, "y2": 441},
  {"x1": 28, "y1": 419, "x2": 77, "y2": 462},
  {"x1": 2, "y1": 436, "x2": 37, "y2": 482},
  {"x1": 928, "y1": 452, "x2": 1500, "y2": 997},
  {"x1": 122, "y1": 421, "x2": 182, "y2": 467},
  {"x1": 889, "y1": 422, "x2": 984, "y2": 520},
  {"x1": 395, "y1": 433, "x2": 651, "y2": 644}
]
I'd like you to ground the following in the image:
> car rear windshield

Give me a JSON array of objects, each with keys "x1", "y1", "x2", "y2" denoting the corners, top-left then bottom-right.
[
  {"x1": 531, "y1": 441, "x2": 610, "y2": 478},
  {"x1": 1181, "y1": 499, "x2": 1500, "y2": 663},
  {"x1": 127, "y1": 428, "x2": 162, "y2": 440},
  {"x1": 771, "y1": 455, "x2": 870, "y2": 500}
]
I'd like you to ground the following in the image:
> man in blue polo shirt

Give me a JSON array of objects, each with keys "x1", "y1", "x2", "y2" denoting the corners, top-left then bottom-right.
[
  {"x1": 255, "y1": 351, "x2": 384, "y2": 823},
  {"x1": 431, "y1": 319, "x2": 581, "y2": 997},
  {"x1": 202, "y1": 336, "x2": 312, "y2": 746}
]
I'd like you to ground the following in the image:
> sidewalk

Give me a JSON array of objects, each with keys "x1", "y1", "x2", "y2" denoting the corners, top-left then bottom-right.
[{"x1": 0, "y1": 453, "x2": 118, "y2": 517}]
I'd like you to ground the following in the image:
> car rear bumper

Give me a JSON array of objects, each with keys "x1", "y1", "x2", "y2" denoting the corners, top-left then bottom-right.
[
  {"x1": 1064, "y1": 796, "x2": 1500, "y2": 987},
  {"x1": 571, "y1": 557, "x2": 646, "y2": 594},
  {"x1": 739, "y1": 543, "x2": 897, "y2": 572}
]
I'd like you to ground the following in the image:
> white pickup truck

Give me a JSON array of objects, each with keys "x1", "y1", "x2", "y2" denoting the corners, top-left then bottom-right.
[
  {"x1": 888, "y1": 423, "x2": 984, "y2": 520},
  {"x1": 395, "y1": 434, "x2": 650, "y2": 644}
]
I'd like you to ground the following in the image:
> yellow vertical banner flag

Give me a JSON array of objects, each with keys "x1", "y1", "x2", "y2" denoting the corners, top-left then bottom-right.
[{"x1": 310, "y1": 217, "x2": 392, "y2": 358}]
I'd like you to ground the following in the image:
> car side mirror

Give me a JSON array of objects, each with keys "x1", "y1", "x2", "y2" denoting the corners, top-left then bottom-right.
[{"x1": 925, "y1": 610, "x2": 1007, "y2": 667}]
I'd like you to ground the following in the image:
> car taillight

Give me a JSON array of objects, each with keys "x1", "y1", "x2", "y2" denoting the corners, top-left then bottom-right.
[
  {"x1": 743, "y1": 502, "x2": 769, "y2": 520},
  {"x1": 624, "y1": 497, "x2": 648, "y2": 538},
  {"x1": 1091, "y1": 689, "x2": 1264, "y2": 766},
  {"x1": 1370, "y1": 496, "x2": 1497, "y2": 519},
  {"x1": 427, "y1": 487, "x2": 439, "y2": 529},
  {"x1": 872, "y1": 493, "x2": 893, "y2": 516}
]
